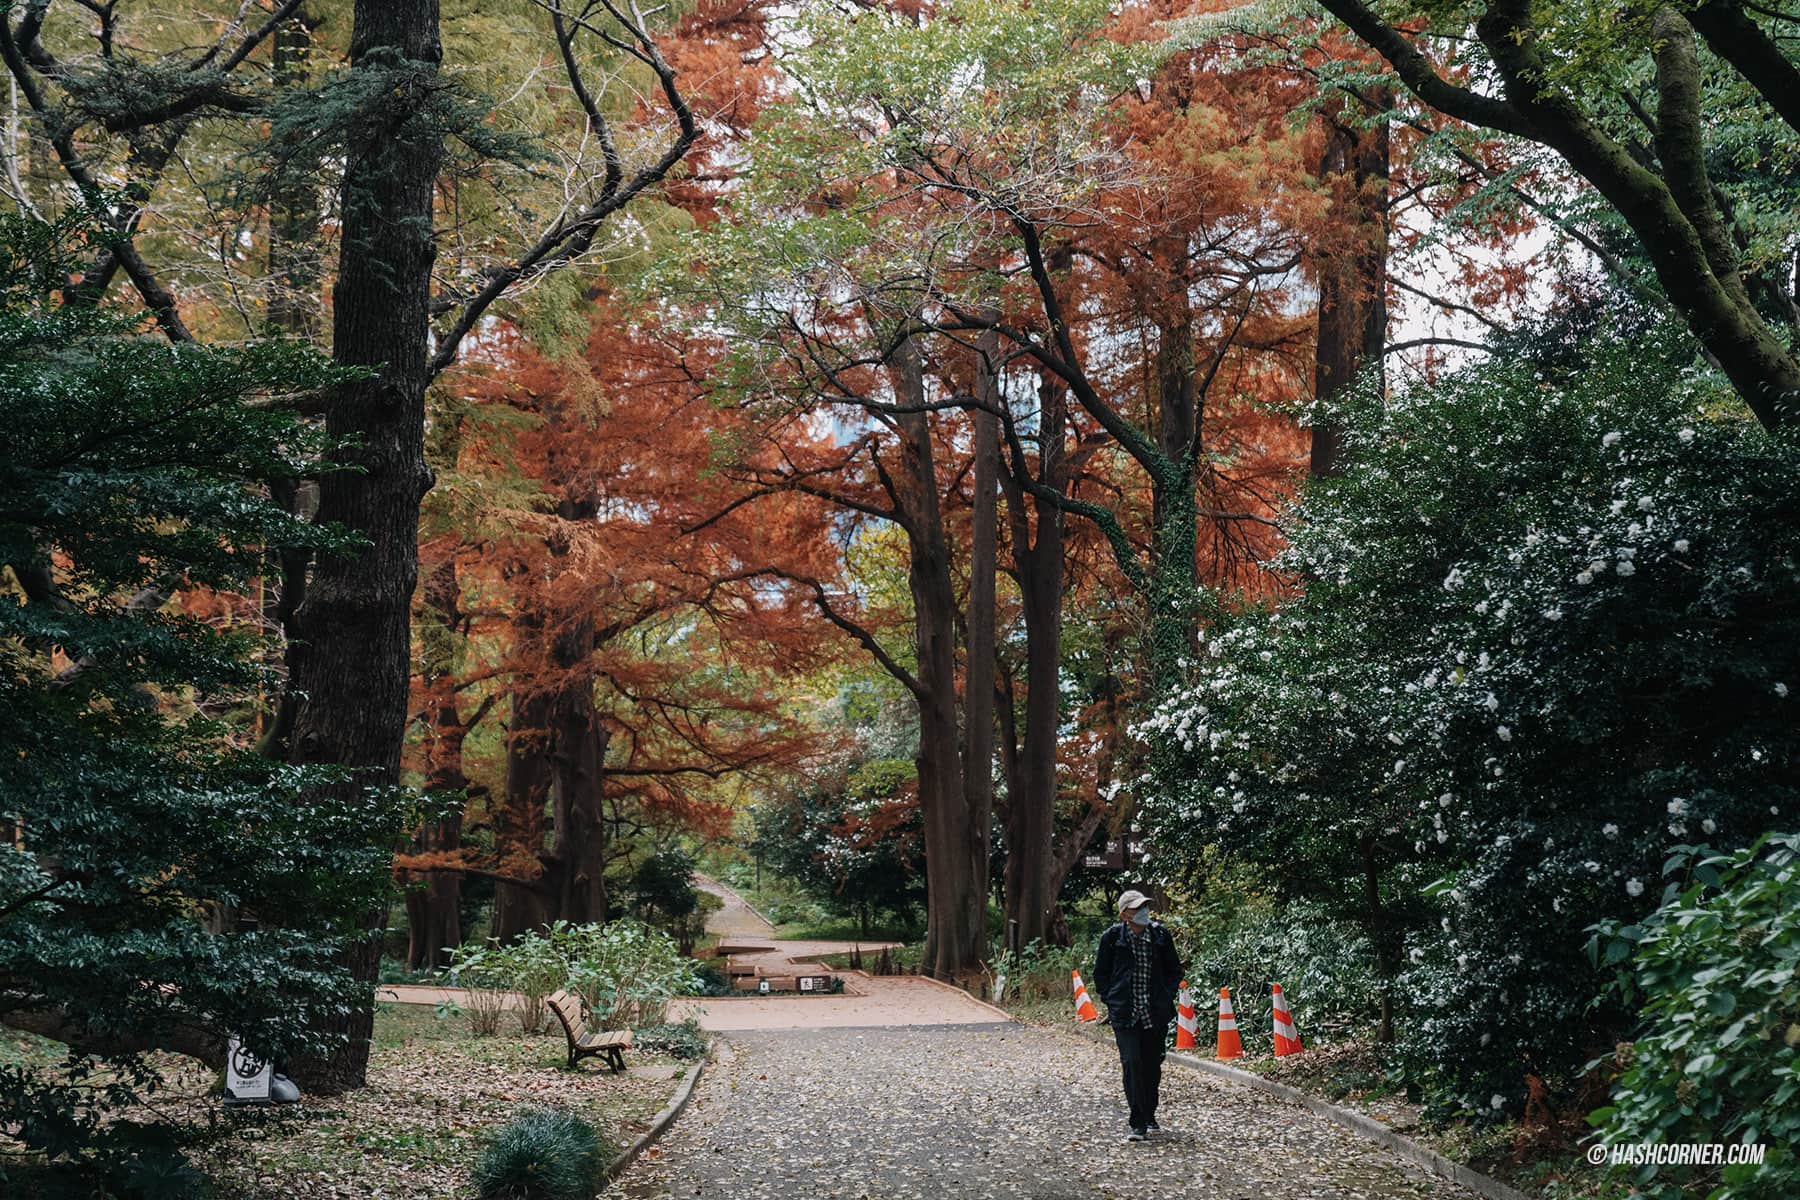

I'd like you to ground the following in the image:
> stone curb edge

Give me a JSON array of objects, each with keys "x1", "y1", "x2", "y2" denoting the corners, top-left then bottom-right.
[
  {"x1": 602, "y1": 1040, "x2": 711, "y2": 1189},
  {"x1": 913, "y1": 972, "x2": 1022, "y2": 1022},
  {"x1": 1070, "y1": 1024, "x2": 1532, "y2": 1200}
]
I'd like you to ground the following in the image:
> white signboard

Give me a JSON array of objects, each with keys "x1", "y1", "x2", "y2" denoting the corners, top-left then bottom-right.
[{"x1": 225, "y1": 1035, "x2": 273, "y2": 1104}]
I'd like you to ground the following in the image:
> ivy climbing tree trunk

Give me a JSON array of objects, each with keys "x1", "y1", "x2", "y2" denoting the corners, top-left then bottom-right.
[
  {"x1": 283, "y1": 0, "x2": 443, "y2": 1096},
  {"x1": 1146, "y1": 267, "x2": 1201, "y2": 695}
]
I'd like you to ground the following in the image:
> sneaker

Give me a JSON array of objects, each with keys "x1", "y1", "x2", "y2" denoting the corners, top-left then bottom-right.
[
  {"x1": 1146, "y1": 1119, "x2": 1161, "y2": 1135},
  {"x1": 1127, "y1": 1127, "x2": 1147, "y2": 1142}
]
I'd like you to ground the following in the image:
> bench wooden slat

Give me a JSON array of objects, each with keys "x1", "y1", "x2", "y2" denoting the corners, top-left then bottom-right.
[{"x1": 547, "y1": 990, "x2": 631, "y2": 1073}]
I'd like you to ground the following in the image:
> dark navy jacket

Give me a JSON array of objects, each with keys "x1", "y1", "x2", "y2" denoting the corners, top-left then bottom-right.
[{"x1": 1092, "y1": 920, "x2": 1183, "y2": 1027}]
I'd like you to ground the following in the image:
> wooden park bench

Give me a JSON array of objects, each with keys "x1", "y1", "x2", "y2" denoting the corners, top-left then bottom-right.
[{"x1": 547, "y1": 990, "x2": 633, "y2": 1072}]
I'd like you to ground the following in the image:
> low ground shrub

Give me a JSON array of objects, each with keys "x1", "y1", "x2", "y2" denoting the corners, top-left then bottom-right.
[
  {"x1": 688, "y1": 963, "x2": 734, "y2": 997},
  {"x1": 992, "y1": 939, "x2": 1080, "y2": 1002},
  {"x1": 447, "y1": 943, "x2": 514, "y2": 1037},
  {"x1": 558, "y1": 920, "x2": 699, "y2": 1030},
  {"x1": 470, "y1": 1108, "x2": 611, "y2": 1200},
  {"x1": 491, "y1": 933, "x2": 567, "y2": 1035}
]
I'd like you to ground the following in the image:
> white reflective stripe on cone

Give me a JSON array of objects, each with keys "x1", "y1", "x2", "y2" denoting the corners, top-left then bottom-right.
[
  {"x1": 1274, "y1": 1018, "x2": 1297, "y2": 1037},
  {"x1": 1217, "y1": 1018, "x2": 1238, "y2": 1030}
]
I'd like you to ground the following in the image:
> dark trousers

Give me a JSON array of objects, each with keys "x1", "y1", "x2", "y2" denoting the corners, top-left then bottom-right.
[{"x1": 1112, "y1": 1019, "x2": 1167, "y2": 1130}]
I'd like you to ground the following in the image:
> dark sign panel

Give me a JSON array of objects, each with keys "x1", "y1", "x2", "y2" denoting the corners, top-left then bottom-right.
[{"x1": 1084, "y1": 839, "x2": 1125, "y2": 870}]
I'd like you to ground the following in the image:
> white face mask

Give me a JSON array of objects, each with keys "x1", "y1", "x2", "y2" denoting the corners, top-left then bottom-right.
[{"x1": 1129, "y1": 907, "x2": 1151, "y2": 927}]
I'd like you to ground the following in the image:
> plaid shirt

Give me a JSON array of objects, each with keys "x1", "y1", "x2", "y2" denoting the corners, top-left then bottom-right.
[{"x1": 1126, "y1": 922, "x2": 1154, "y2": 1027}]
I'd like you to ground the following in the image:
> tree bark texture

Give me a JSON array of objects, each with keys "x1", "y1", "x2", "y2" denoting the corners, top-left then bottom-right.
[
  {"x1": 1146, "y1": 277, "x2": 1200, "y2": 695},
  {"x1": 494, "y1": 689, "x2": 556, "y2": 944},
  {"x1": 406, "y1": 559, "x2": 468, "y2": 970},
  {"x1": 491, "y1": 615, "x2": 610, "y2": 941},
  {"x1": 960, "y1": 336, "x2": 1000, "y2": 962},
  {"x1": 1311, "y1": 109, "x2": 1390, "y2": 479},
  {"x1": 1001, "y1": 367, "x2": 1068, "y2": 947},
  {"x1": 891, "y1": 341, "x2": 987, "y2": 980},
  {"x1": 283, "y1": 0, "x2": 443, "y2": 1095},
  {"x1": 255, "y1": 11, "x2": 323, "y2": 758}
]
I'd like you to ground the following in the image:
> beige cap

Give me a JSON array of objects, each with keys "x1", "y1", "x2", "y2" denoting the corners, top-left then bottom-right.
[{"x1": 1117, "y1": 889, "x2": 1151, "y2": 914}]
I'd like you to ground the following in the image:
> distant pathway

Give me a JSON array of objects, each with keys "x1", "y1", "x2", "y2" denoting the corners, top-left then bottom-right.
[
  {"x1": 693, "y1": 872, "x2": 776, "y2": 938},
  {"x1": 616, "y1": 1023, "x2": 1480, "y2": 1200},
  {"x1": 675, "y1": 873, "x2": 997, "y2": 1030}
]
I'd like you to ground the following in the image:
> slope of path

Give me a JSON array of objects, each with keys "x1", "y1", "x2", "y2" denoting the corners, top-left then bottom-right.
[
  {"x1": 617, "y1": 1024, "x2": 1480, "y2": 1200},
  {"x1": 692, "y1": 872, "x2": 902, "y2": 979},
  {"x1": 668, "y1": 975, "x2": 1006, "y2": 1030},
  {"x1": 681, "y1": 872, "x2": 1008, "y2": 1030},
  {"x1": 383, "y1": 875, "x2": 999, "y2": 1029},
  {"x1": 693, "y1": 872, "x2": 776, "y2": 939}
]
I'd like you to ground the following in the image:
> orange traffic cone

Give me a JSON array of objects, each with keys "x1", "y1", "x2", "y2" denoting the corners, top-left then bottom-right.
[
  {"x1": 1216, "y1": 987, "x2": 1244, "y2": 1060},
  {"x1": 1272, "y1": 983, "x2": 1304, "y2": 1057},
  {"x1": 1071, "y1": 969, "x2": 1099, "y2": 1022},
  {"x1": 1175, "y1": 981, "x2": 1199, "y2": 1049}
]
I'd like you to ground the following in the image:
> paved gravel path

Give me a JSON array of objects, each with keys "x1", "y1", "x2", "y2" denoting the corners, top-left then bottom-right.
[
  {"x1": 668, "y1": 975, "x2": 1009, "y2": 1030},
  {"x1": 694, "y1": 873, "x2": 777, "y2": 939},
  {"x1": 616, "y1": 1023, "x2": 1478, "y2": 1200}
]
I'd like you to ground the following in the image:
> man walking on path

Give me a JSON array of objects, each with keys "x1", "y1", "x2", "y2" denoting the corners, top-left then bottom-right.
[{"x1": 1093, "y1": 889, "x2": 1183, "y2": 1142}]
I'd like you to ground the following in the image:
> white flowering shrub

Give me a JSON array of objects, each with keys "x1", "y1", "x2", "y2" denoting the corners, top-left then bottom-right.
[
  {"x1": 1141, "y1": 311, "x2": 1800, "y2": 1118},
  {"x1": 1164, "y1": 897, "x2": 1380, "y2": 1055}
]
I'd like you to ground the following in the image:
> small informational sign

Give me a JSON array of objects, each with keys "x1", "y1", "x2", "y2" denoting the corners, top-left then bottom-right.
[
  {"x1": 224, "y1": 1035, "x2": 273, "y2": 1105},
  {"x1": 993, "y1": 973, "x2": 1008, "y2": 1004},
  {"x1": 1084, "y1": 839, "x2": 1125, "y2": 870},
  {"x1": 797, "y1": 975, "x2": 833, "y2": 993}
]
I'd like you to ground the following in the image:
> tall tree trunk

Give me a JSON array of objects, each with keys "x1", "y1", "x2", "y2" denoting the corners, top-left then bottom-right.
[
  {"x1": 493, "y1": 612, "x2": 608, "y2": 938},
  {"x1": 546, "y1": 676, "x2": 608, "y2": 926},
  {"x1": 283, "y1": 0, "x2": 442, "y2": 1095},
  {"x1": 255, "y1": 9, "x2": 322, "y2": 759},
  {"x1": 406, "y1": 711, "x2": 466, "y2": 969},
  {"x1": 494, "y1": 688, "x2": 555, "y2": 944},
  {"x1": 891, "y1": 342, "x2": 986, "y2": 980},
  {"x1": 1360, "y1": 836, "x2": 1398, "y2": 1043},
  {"x1": 1147, "y1": 248, "x2": 1200, "y2": 695},
  {"x1": 961, "y1": 347, "x2": 999, "y2": 962},
  {"x1": 1001, "y1": 367, "x2": 1068, "y2": 947},
  {"x1": 406, "y1": 556, "x2": 466, "y2": 970},
  {"x1": 1042, "y1": 659, "x2": 1122, "y2": 941},
  {"x1": 1312, "y1": 108, "x2": 1390, "y2": 478}
]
